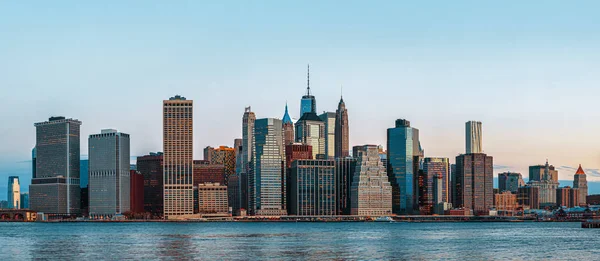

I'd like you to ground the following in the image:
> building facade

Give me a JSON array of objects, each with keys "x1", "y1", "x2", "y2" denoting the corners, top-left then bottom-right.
[
  {"x1": 351, "y1": 145, "x2": 392, "y2": 216},
  {"x1": 573, "y1": 165, "x2": 588, "y2": 206},
  {"x1": 241, "y1": 107, "x2": 256, "y2": 212},
  {"x1": 518, "y1": 186, "x2": 540, "y2": 209},
  {"x1": 137, "y1": 152, "x2": 163, "y2": 216},
  {"x1": 8, "y1": 176, "x2": 20, "y2": 209},
  {"x1": 88, "y1": 129, "x2": 131, "y2": 217},
  {"x1": 498, "y1": 172, "x2": 525, "y2": 193},
  {"x1": 251, "y1": 118, "x2": 287, "y2": 216},
  {"x1": 30, "y1": 116, "x2": 81, "y2": 215},
  {"x1": 556, "y1": 186, "x2": 579, "y2": 208},
  {"x1": 193, "y1": 160, "x2": 226, "y2": 186},
  {"x1": 453, "y1": 153, "x2": 494, "y2": 215},
  {"x1": 130, "y1": 170, "x2": 144, "y2": 213},
  {"x1": 494, "y1": 191, "x2": 518, "y2": 213},
  {"x1": 197, "y1": 183, "x2": 229, "y2": 215},
  {"x1": 334, "y1": 96, "x2": 349, "y2": 158},
  {"x1": 421, "y1": 158, "x2": 450, "y2": 214},
  {"x1": 527, "y1": 161, "x2": 560, "y2": 208},
  {"x1": 290, "y1": 159, "x2": 336, "y2": 216},
  {"x1": 228, "y1": 138, "x2": 243, "y2": 215},
  {"x1": 465, "y1": 121, "x2": 482, "y2": 154},
  {"x1": 319, "y1": 112, "x2": 336, "y2": 159},
  {"x1": 203, "y1": 146, "x2": 236, "y2": 185},
  {"x1": 295, "y1": 112, "x2": 325, "y2": 159},
  {"x1": 163, "y1": 95, "x2": 194, "y2": 218},
  {"x1": 336, "y1": 157, "x2": 356, "y2": 215}
]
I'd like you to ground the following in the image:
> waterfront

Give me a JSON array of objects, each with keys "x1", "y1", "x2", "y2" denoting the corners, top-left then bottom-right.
[{"x1": 1, "y1": 222, "x2": 598, "y2": 260}]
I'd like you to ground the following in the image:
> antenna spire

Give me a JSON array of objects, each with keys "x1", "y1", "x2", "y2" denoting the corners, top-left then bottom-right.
[{"x1": 306, "y1": 64, "x2": 310, "y2": 95}]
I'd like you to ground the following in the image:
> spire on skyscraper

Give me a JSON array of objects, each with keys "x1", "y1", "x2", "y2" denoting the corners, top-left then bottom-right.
[
  {"x1": 306, "y1": 64, "x2": 310, "y2": 95},
  {"x1": 282, "y1": 102, "x2": 293, "y2": 124},
  {"x1": 576, "y1": 164, "x2": 585, "y2": 175}
]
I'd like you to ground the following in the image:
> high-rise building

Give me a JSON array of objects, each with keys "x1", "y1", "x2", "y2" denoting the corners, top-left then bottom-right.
[
  {"x1": 295, "y1": 112, "x2": 325, "y2": 159},
  {"x1": 193, "y1": 160, "x2": 226, "y2": 185},
  {"x1": 573, "y1": 165, "x2": 588, "y2": 206},
  {"x1": 20, "y1": 193, "x2": 29, "y2": 209},
  {"x1": 88, "y1": 129, "x2": 131, "y2": 217},
  {"x1": 197, "y1": 183, "x2": 229, "y2": 215},
  {"x1": 204, "y1": 146, "x2": 236, "y2": 185},
  {"x1": 336, "y1": 157, "x2": 356, "y2": 215},
  {"x1": 351, "y1": 145, "x2": 392, "y2": 216},
  {"x1": 421, "y1": 158, "x2": 450, "y2": 214},
  {"x1": 250, "y1": 118, "x2": 287, "y2": 216},
  {"x1": 228, "y1": 138, "x2": 243, "y2": 215},
  {"x1": 518, "y1": 186, "x2": 540, "y2": 209},
  {"x1": 31, "y1": 148, "x2": 36, "y2": 179},
  {"x1": 527, "y1": 160, "x2": 560, "y2": 208},
  {"x1": 137, "y1": 152, "x2": 163, "y2": 216},
  {"x1": 319, "y1": 112, "x2": 336, "y2": 159},
  {"x1": 465, "y1": 121, "x2": 482, "y2": 154},
  {"x1": 241, "y1": 106, "x2": 256, "y2": 212},
  {"x1": 30, "y1": 116, "x2": 81, "y2": 215},
  {"x1": 556, "y1": 186, "x2": 579, "y2": 208},
  {"x1": 284, "y1": 143, "x2": 313, "y2": 210},
  {"x1": 129, "y1": 170, "x2": 144, "y2": 213},
  {"x1": 498, "y1": 172, "x2": 525, "y2": 193},
  {"x1": 454, "y1": 153, "x2": 494, "y2": 215},
  {"x1": 300, "y1": 64, "x2": 316, "y2": 117},
  {"x1": 163, "y1": 95, "x2": 194, "y2": 218},
  {"x1": 334, "y1": 95, "x2": 349, "y2": 158},
  {"x1": 282, "y1": 103, "x2": 294, "y2": 145},
  {"x1": 290, "y1": 159, "x2": 336, "y2": 216},
  {"x1": 387, "y1": 119, "x2": 422, "y2": 215},
  {"x1": 8, "y1": 176, "x2": 20, "y2": 209}
]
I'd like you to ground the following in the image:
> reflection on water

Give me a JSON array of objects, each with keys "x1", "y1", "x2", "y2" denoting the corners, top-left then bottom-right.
[{"x1": 0, "y1": 222, "x2": 598, "y2": 260}]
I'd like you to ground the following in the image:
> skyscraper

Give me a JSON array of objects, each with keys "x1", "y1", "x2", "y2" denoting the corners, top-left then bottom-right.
[
  {"x1": 30, "y1": 116, "x2": 81, "y2": 215},
  {"x1": 527, "y1": 160, "x2": 560, "y2": 208},
  {"x1": 334, "y1": 95, "x2": 349, "y2": 158},
  {"x1": 284, "y1": 143, "x2": 313, "y2": 211},
  {"x1": 295, "y1": 112, "x2": 325, "y2": 159},
  {"x1": 498, "y1": 172, "x2": 525, "y2": 193},
  {"x1": 282, "y1": 103, "x2": 294, "y2": 145},
  {"x1": 290, "y1": 159, "x2": 336, "y2": 216},
  {"x1": 229, "y1": 138, "x2": 243, "y2": 215},
  {"x1": 137, "y1": 152, "x2": 163, "y2": 216},
  {"x1": 573, "y1": 165, "x2": 588, "y2": 206},
  {"x1": 8, "y1": 176, "x2": 20, "y2": 209},
  {"x1": 163, "y1": 95, "x2": 194, "y2": 218},
  {"x1": 241, "y1": 106, "x2": 256, "y2": 212},
  {"x1": 250, "y1": 118, "x2": 287, "y2": 216},
  {"x1": 465, "y1": 121, "x2": 482, "y2": 154},
  {"x1": 387, "y1": 119, "x2": 422, "y2": 215},
  {"x1": 129, "y1": 170, "x2": 144, "y2": 213},
  {"x1": 89, "y1": 129, "x2": 131, "y2": 217},
  {"x1": 454, "y1": 153, "x2": 494, "y2": 215},
  {"x1": 336, "y1": 157, "x2": 356, "y2": 215},
  {"x1": 20, "y1": 193, "x2": 29, "y2": 209},
  {"x1": 300, "y1": 64, "x2": 316, "y2": 116},
  {"x1": 350, "y1": 145, "x2": 392, "y2": 216},
  {"x1": 319, "y1": 112, "x2": 336, "y2": 159},
  {"x1": 421, "y1": 158, "x2": 450, "y2": 214}
]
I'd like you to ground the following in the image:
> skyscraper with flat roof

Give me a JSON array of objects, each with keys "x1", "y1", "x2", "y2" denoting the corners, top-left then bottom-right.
[
  {"x1": 88, "y1": 129, "x2": 131, "y2": 217},
  {"x1": 30, "y1": 116, "x2": 81, "y2": 215},
  {"x1": 465, "y1": 121, "x2": 482, "y2": 154},
  {"x1": 454, "y1": 153, "x2": 494, "y2": 215},
  {"x1": 290, "y1": 159, "x2": 336, "y2": 216},
  {"x1": 8, "y1": 176, "x2": 20, "y2": 209},
  {"x1": 163, "y1": 95, "x2": 194, "y2": 218},
  {"x1": 137, "y1": 152, "x2": 163, "y2": 216},
  {"x1": 387, "y1": 119, "x2": 421, "y2": 214},
  {"x1": 319, "y1": 112, "x2": 336, "y2": 159}
]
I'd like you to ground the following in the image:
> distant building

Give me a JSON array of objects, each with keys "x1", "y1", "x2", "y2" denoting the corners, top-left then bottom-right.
[
  {"x1": 240, "y1": 107, "x2": 256, "y2": 213},
  {"x1": 518, "y1": 186, "x2": 540, "y2": 209},
  {"x1": 20, "y1": 193, "x2": 29, "y2": 209},
  {"x1": 163, "y1": 95, "x2": 194, "y2": 218},
  {"x1": 8, "y1": 176, "x2": 20, "y2": 209},
  {"x1": 30, "y1": 116, "x2": 81, "y2": 215},
  {"x1": 203, "y1": 146, "x2": 236, "y2": 185},
  {"x1": 420, "y1": 158, "x2": 450, "y2": 214},
  {"x1": 299, "y1": 64, "x2": 316, "y2": 116},
  {"x1": 282, "y1": 103, "x2": 294, "y2": 145},
  {"x1": 88, "y1": 129, "x2": 131, "y2": 217},
  {"x1": 228, "y1": 138, "x2": 243, "y2": 215},
  {"x1": 130, "y1": 170, "x2": 144, "y2": 213},
  {"x1": 290, "y1": 159, "x2": 336, "y2": 216},
  {"x1": 453, "y1": 153, "x2": 494, "y2": 215},
  {"x1": 498, "y1": 172, "x2": 525, "y2": 193},
  {"x1": 197, "y1": 183, "x2": 229, "y2": 215},
  {"x1": 193, "y1": 160, "x2": 226, "y2": 186},
  {"x1": 527, "y1": 160, "x2": 559, "y2": 208},
  {"x1": 137, "y1": 152, "x2": 163, "y2": 216},
  {"x1": 465, "y1": 121, "x2": 482, "y2": 154},
  {"x1": 0, "y1": 201, "x2": 8, "y2": 209},
  {"x1": 295, "y1": 112, "x2": 325, "y2": 159},
  {"x1": 587, "y1": 194, "x2": 600, "y2": 205},
  {"x1": 319, "y1": 112, "x2": 336, "y2": 159},
  {"x1": 494, "y1": 191, "x2": 518, "y2": 213},
  {"x1": 351, "y1": 145, "x2": 392, "y2": 216},
  {"x1": 250, "y1": 118, "x2": 287, "y2": 216},
  {"x1": 336, "y1": 157, "x2": 356, "y2": 215},
  {"x1": 387, "y1": 119, "x2": 422, "y2": 215},
  {"x1": 334, "y1": 95, "x2": 350, "y2": 158},
  {"x1": 529, "y1": 163, "x2": 558, "y2": 182},
  {"x1": 573, "y1": 165, "x2": 588, "y2": 206},
  {"x1": 556, "y1": 186, "x2": 579, "y2": 208},
  {"x1": 285, "y1": 143, "x2": 313, "y2": 210}
]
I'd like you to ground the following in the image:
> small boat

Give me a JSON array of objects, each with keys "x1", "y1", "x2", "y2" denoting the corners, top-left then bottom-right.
[{"x1": 374, "y1": 216, "x2": 394, "y2": 222}]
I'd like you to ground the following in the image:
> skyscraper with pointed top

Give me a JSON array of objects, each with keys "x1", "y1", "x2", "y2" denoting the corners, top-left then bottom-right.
[
  {"x1": 282, "y1": 103, "x2": 294, "y2": 145},
  {"x1": 573, "y1": 164, "x2": 588, "y2": 206},
  {"x1": 300, "y1": 64, "x2": 316, "y2": 117},
  {"x1": 334, "y1": 93, "x2": 349, "y2": 158}
]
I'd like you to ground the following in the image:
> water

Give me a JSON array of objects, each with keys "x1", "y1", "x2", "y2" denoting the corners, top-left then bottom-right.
[{"x1": 0, "y1": 222, "x2": 597, "y2": 260}]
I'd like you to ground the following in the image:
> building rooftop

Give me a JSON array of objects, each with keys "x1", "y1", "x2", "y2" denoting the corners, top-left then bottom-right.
[
  {"x1": 576, "y1": 164, "x2": 586, "y2": 175},
  {"x1": 297, "y1": 112, "x2": 322, "y2": 122}
]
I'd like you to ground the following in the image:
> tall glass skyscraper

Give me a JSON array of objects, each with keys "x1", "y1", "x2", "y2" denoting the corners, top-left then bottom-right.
[
  {"x1": 250, "y1": 118, "x2": 287, "y2": 216},
  {"x1": 387, "y1": 119, "x2": 421, "y2": 215},
  {"x1": 300, "y1": 65, "x2": 316, "y2": 117},
  {"x1": 8, "y1": 176, "x2": 20, "y2": 209},
  {"x1": 465, "y1": 121, "x2": 482, "y2": 154}
]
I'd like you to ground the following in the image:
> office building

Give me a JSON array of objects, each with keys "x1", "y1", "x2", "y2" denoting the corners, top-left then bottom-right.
[
  {"x1": 319, "y1": 112, "x2": 336, "y2": 159},
  {"x1": 334, "y1": 95, "x2": 349, "y2": 158},
  {"x1": 290, "y1": 159, "x2": 336, "y2": 216},
  {"x1": 527, "y1": 160, "x2": 560, "y2": 208},
  {"x1": 8, "y1": 176, "x2": 20, "y2": 209},
  {"x1": 573, "y1": 165, "x2": 588, "y2": 206},
  {"x1": 421, "y1": 158, "x2": 450, "y2": 214},
  {"x1": 30, "y1": 116, "x2": 81, "y2": 215},
  {"x1": 465, "y1": 121, "x2": 482, "y2": 154},
  {"x1": 129, "y1": 170, "x2": 144, "y2": 213},
  {"x1": 557, "y1": 186, "x2": 579, "y2": 208},
  {"x1": 282, "y1": 103, "x2": 294, "y2": 145},
  {"x1": 250, "y1": 118, "x2": 287, "y2": 216},
  {"x1": 204, "y1": 146, "x2": 236, "y2": 185},
  {"x1": 88, "y1": 129, "x2": 131, "y2": 217},
  {"x1": 241, "y1": 106, "x2": 256, "y2": 212},
  {"x1": 529, "y1": 163, "x2": 559, "y2": 182},
  {"x1": 518, "y1": 186, "x2": 540, "y2": 210},
  {"x1": 336, "y1": 157, "x2": 356, "y2": 215},
  {"x1": 284, "y1": 143, "x2": 313, "y2": 210},
  {"x1": 498, "y1": 172, "x2": 525, "y2": 193},
  {"x1": 197, "y1": 183, "x2": 229, "y2": 215},
  {"x1": 300, "y1": 64, "x2": 316, "y2": 116},
  {"x1": 137, "y1": 152, "x2": 163, "y2": 216},
  {"x1": 193, "y1": 160, "x2": 226, "y2": 186},
  {"x1": 163, "y1": 95, "x2": 194, "y2": 218},
  {"x1": 20, "y1": 193, "x2": 29, "y2": 209},
  {"x1": 387, "y1": 119, "x2": 422, "y2": 215},
  {"x1": 454, "y1": 153, "x2": 494, "y2": 215},
  {"x1": 229, "y1": 138, "x2": 243, "y2": 215},
  {"x1": 295, "y1": 112, "x2": 325, "y2": 159},
  {"x1": 351, "y1": 145, "x2": 393, "y2": 216},
  {"x1": 494, "y1": 191, "x2": 518, "y2": 214}
]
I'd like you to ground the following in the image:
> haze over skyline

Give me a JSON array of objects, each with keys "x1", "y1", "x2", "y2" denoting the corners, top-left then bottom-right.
[{"x1": 1, "y1": 1, "x2": 600, "y2": 195}]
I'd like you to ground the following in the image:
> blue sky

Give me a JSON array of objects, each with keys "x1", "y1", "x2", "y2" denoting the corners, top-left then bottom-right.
[{"x1": 1, "y1": 1, "x2": 600, "y2": 197}]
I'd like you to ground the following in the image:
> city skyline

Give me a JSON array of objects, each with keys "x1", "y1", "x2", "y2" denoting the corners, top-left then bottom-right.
[{"x1": 2, "y1": 1, "x2": 600, "y2": 196}]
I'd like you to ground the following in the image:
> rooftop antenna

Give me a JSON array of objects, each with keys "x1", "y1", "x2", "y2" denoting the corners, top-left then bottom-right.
[{"x1": 306, "y1": 64, "x2": 310, "y2": 95}]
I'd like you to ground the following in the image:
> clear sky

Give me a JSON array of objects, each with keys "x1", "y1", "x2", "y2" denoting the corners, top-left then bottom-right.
[{"x1": 1, "y1": 1, "x2": 600, "y2": 196}]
